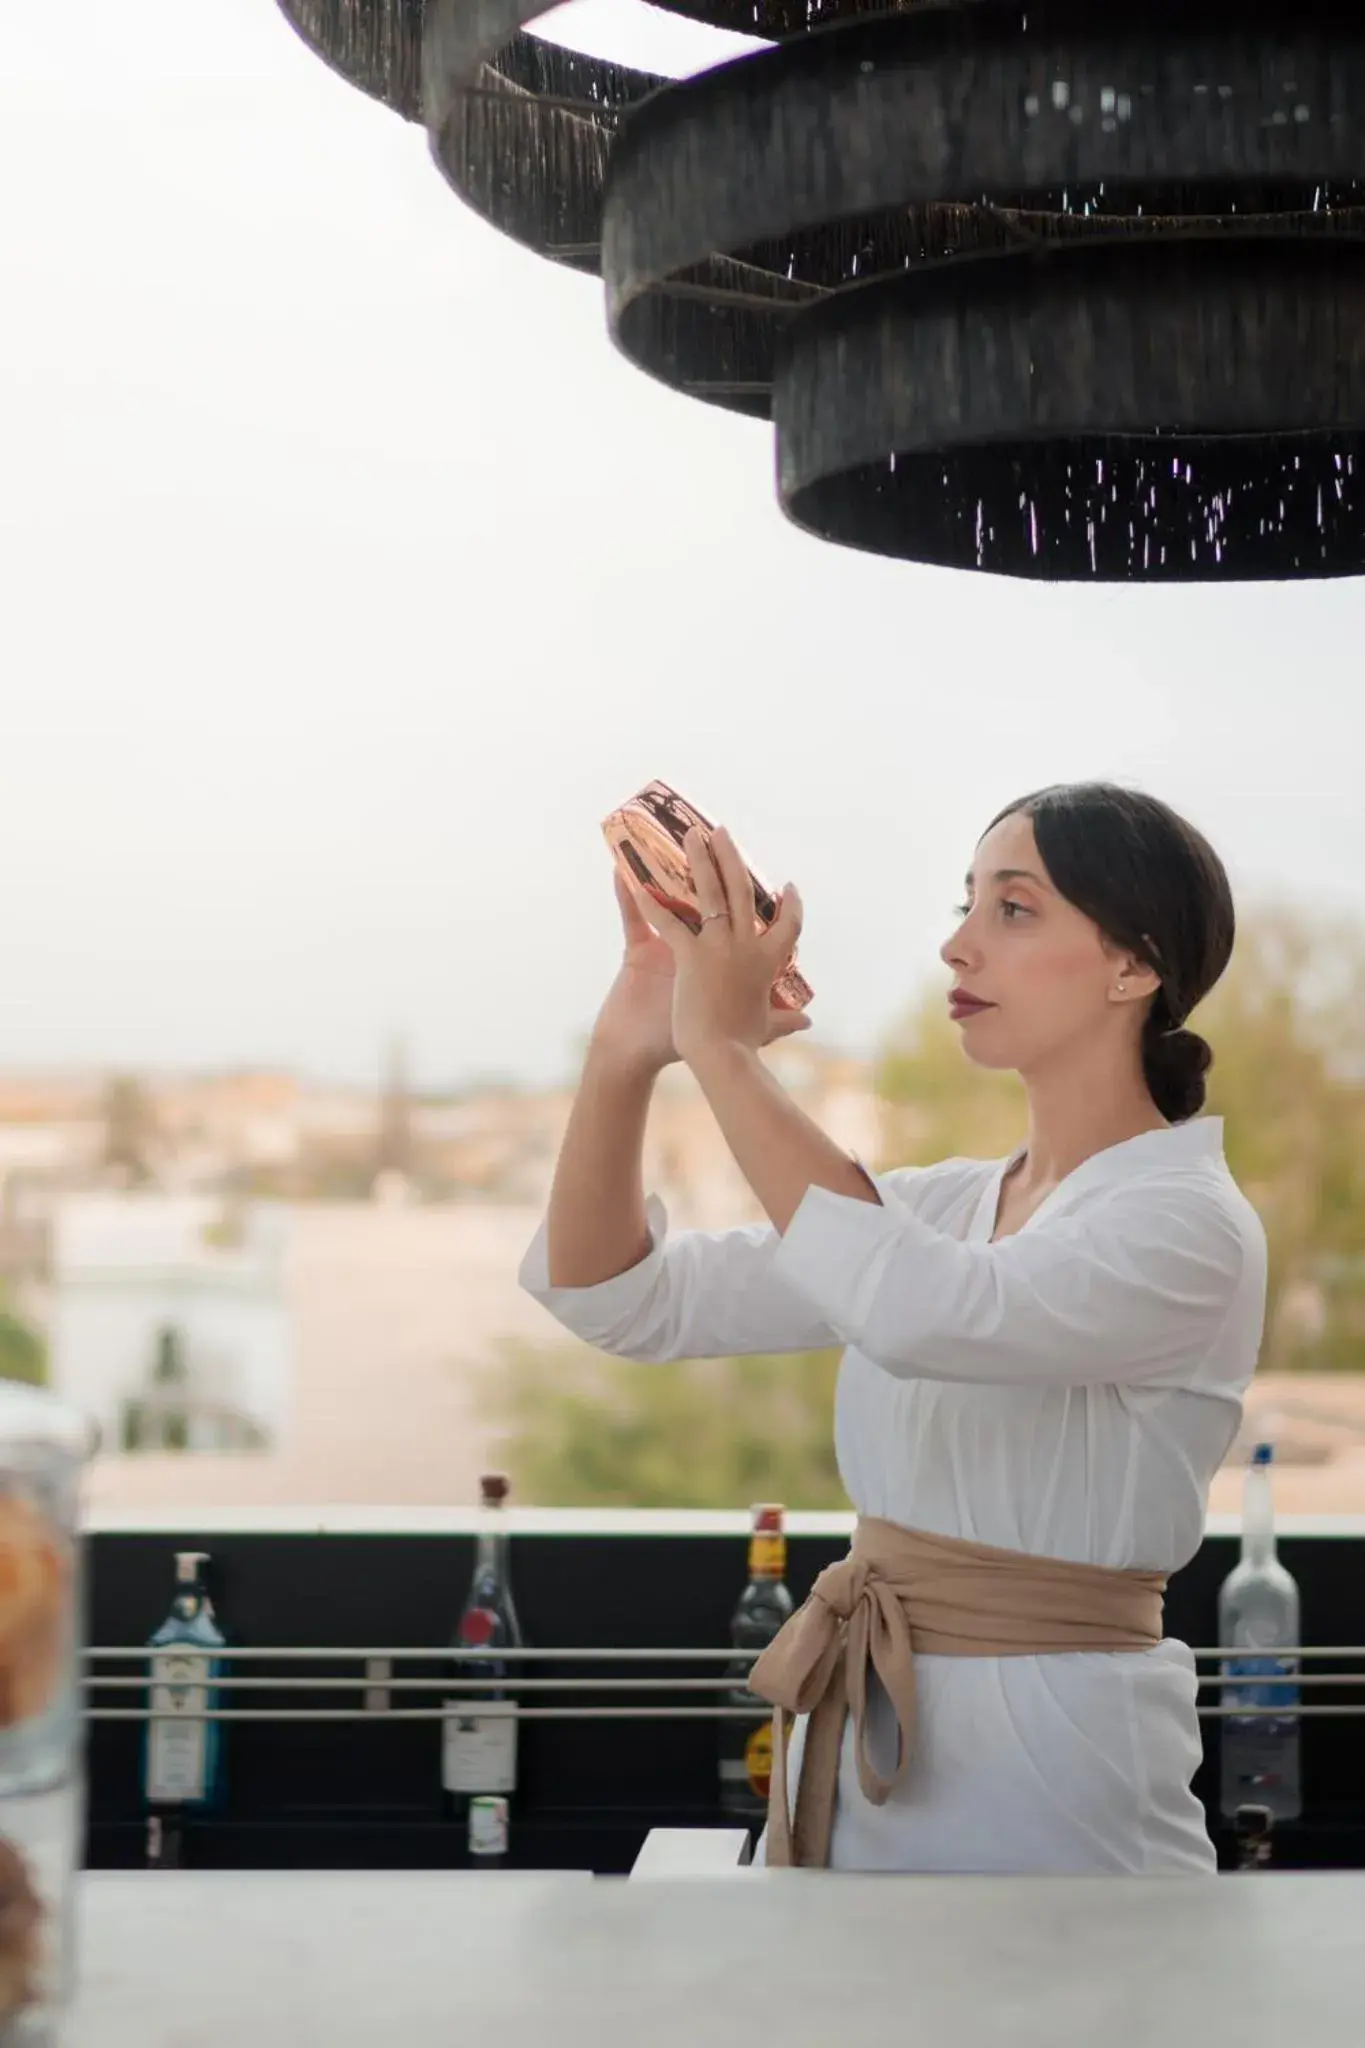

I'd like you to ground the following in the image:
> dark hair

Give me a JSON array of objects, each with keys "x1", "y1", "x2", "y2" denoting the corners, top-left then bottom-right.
[{"x1": 986, "y1": 783, "x2": 1234, "y2": 1123}]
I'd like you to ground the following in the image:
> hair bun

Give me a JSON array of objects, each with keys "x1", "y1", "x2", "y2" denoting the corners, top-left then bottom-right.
[{"x1": 1142, "y1": 1025, "x2": 1213, "y2": 1124}]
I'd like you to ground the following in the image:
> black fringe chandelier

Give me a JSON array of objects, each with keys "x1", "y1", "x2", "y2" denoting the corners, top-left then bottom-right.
[{"x1": 277, "y1": 0, "x2": 1365, "y2": 581}]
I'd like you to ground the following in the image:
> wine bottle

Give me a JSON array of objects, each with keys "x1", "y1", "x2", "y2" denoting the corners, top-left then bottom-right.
[{"x1": 442, "y1": 1474, "x2": 522, "y2": 1852}]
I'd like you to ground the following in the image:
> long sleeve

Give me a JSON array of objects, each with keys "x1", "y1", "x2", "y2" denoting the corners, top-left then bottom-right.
[
  {"x1": 518, "y1": 1180, "x2": 927, "y2": 1363},
  {"x1": 767, "y1": 1172, "x2": 1253, "y2": 1389}
]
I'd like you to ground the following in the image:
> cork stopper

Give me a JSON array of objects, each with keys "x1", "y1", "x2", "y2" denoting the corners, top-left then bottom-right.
[{"x1": 479, "y1": 1472, "x2": 511, "y2": 1508}]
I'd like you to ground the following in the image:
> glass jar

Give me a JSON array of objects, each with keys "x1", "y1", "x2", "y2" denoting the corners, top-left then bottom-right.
[{"x1": 0, "y1": 1382, "x2": 95, "y2": 2044}]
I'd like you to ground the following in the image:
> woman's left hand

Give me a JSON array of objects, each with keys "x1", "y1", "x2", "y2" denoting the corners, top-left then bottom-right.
[{"x1": 621, "y1": 825, "x2": 807, "y2": 1067}]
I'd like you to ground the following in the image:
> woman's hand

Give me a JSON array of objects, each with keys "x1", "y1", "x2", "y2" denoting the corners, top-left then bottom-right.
[
  {"x1": 621, "y1": 825, "x2": 809, "y2": 1069},
  {"x1": 588, "y1": 870, "x2": 685, "y2": 1079}
]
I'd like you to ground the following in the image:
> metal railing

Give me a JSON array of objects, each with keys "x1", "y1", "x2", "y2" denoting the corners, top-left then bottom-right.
[{"x1": 81, "y1": 1645, "x2": 1365, "y2": 1723}]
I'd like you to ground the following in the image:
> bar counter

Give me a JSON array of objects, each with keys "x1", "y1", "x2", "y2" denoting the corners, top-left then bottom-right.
[{"x1": 66, "y1": 1867, "x2": 1362, "y2": 2047}]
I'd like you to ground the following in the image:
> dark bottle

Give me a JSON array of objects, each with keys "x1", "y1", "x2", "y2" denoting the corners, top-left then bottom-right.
[
  {"x1": 718, "y1": 1505, "x2": 793, "y2": 1824},
  {"x1": 442, "y1": 1472, "x2": 523, "y2": 1847}
]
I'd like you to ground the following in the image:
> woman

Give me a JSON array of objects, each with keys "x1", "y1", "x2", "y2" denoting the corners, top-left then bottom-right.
[{"x1": 519, "y1": 782, "x2": 1267, "y2": 1876}]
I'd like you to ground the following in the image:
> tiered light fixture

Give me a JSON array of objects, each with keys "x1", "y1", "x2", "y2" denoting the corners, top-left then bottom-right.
[{"x1": 278, "y1": 0, "x2": 1365, "y2": 580}]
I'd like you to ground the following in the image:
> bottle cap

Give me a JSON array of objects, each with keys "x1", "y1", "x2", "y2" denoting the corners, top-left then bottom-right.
[
  {"x1": 1251, "y1": 1443, "x2": 1274, "y2": 1467},
  {"x1": 750, "y1": 1503, "x2": 786, "y2": 1533},
  {"x1": 479, "y1": 1472, "x2": 511, "y2": 1507}
]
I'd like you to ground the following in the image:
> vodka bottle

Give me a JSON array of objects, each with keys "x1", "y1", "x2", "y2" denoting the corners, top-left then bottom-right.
[
  {"x1": 1219, "y1": 1443, "x2": 1302, "y2": 1822},
  {"x1": 718, "y1": 1505, "x2": 793, "y2": 1823}
]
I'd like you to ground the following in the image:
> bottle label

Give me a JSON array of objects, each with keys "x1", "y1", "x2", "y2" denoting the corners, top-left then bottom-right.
[
  {"x1": 747, "y1": 1536, "x2": 787, "y2": 1579},
  {"x1": 458, "y1": 1607, "x2": 497, "y2": 1648},
  {"x1": 442, "y1": 1698, "x2": 518, "y2": 1794},
  {"x1": 468, "y1": 1795, "x2": 510, "y2": 1855},
  {"x1": 1222, "y1": 1653, "x2": 1300, "y2": 1715},
  {"x1": 744, "y1": 1722, "x2": 774, "y2": 1800},
  {"x1": 146, "y1": 1651, "x2": 213, "y2": 1803}
]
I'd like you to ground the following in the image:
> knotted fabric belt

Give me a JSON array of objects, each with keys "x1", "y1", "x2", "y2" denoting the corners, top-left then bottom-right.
[{"x1": 746, "y1": 1517, "x2": 1167, "y2": 1869}]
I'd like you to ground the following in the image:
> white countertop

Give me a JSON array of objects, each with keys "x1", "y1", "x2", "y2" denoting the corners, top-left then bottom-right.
[{"x1": 63, "y1": 1866, "x2": 1363, "y2": 2047}]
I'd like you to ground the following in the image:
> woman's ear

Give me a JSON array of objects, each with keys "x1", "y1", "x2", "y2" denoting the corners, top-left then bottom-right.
[{"x1": 1109, "y1": 952, "x2": 1162, "y2": 1007}]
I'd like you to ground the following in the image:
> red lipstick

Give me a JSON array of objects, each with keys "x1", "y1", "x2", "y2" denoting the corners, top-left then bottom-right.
[{"x1": 948, "y1": 990, "x2": 995, "y2": 1022}]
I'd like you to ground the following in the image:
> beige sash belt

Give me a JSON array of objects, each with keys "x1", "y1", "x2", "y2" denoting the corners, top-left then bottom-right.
[{"x1": 746, "y1": 1517, "x2": 1167, "y2": 1869}]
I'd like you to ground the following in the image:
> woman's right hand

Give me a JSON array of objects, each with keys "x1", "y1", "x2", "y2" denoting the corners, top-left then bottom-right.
[{"x1": 590, "y1": 867, "x2": 811, "y2": 1078}]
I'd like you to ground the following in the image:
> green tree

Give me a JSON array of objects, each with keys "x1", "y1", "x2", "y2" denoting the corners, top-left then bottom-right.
[
  {"x1": 484, "y1": 1335, "x2": 847, "y2": 1509},
  {"x1": 1197, "y1": 907, "x2": 1365, "y2": 1372},
  {"x1": 0, "y1": 1284, "x2": 46, "y2": 1387}
]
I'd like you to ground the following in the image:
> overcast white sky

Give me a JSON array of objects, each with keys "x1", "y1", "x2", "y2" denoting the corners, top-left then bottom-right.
[{"x1": 1, "y1": 1, "x2": 1360, "y2": 1091}]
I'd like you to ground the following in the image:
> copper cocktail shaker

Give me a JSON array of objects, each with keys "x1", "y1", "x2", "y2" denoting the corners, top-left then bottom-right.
[{"x1": 601, "y1": 780, "x2": 814, "y2": 1011}]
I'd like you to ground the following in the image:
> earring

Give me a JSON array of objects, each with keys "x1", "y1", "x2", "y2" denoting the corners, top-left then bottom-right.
[{"x1": 1116, "y1": 980, "x2": 1127, "y2": 995}]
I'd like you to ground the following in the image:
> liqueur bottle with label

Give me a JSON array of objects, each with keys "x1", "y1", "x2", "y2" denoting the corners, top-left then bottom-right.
[
  {"x1": 718, "y1": 1505, "x2": 793, "y2": 1825},
  {"x1": 442, "y1": 1473, "x2": 523, "y2": 1851},
  {"x1": 143, "y1": 1551, "x2": 226, "y2": 1855}
]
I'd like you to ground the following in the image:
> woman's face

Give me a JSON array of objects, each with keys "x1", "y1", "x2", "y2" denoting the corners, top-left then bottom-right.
[{"x1": 940, "y1": 811, "x2": 1144, "y2": 1076}]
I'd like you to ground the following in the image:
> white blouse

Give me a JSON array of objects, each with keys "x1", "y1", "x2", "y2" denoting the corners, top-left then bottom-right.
[{"x1": 519, "y1": 1117, "x2": 1268, "y2": 1875}]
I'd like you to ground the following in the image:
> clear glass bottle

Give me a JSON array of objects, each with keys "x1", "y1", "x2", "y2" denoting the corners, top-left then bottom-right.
[
  {"x1": 442, "y1": 1474, "x2": 523, "y2": 1847},
  {"x1": 1219, "y1": 1443, "x2": 1302, "y2": 1822},
  {"x1": 718, "y1": 1505, "x2": 793, "y2": 1824}
]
